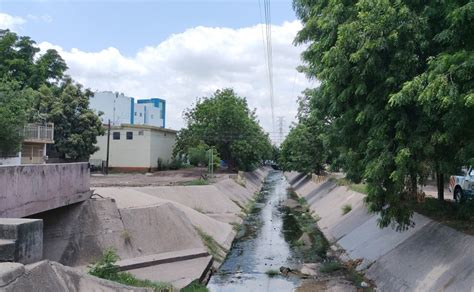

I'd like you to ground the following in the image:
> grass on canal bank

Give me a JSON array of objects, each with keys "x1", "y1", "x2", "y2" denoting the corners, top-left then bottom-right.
[
  {"x1": 284, "y1": 189, "x2": 374, "y2": 291},
  {"x1": 88, "y1": 249, "x2": 173, "y2": 292},
  {"x1": 195, "y1": 227, "x2": 227, "y2": 262}
]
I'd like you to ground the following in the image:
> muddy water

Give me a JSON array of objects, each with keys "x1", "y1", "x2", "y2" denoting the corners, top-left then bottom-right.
[{"x1": 208, "y1": 171, "x2": 302, "y2": 292}]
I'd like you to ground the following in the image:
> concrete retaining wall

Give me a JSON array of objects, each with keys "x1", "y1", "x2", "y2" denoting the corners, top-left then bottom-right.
[
  {"x1": 0, "y1": 163, "x2": 90, "y2": 218},
  {"x1": 0, "y1": 261, "x2": 150, "y2": 291},
  {"x1": 286, "y1": 172, "x2": 474, "y2": 291}
]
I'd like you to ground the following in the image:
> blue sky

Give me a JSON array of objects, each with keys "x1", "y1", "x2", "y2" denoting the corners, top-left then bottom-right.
[
  {"x1": 1, "y1": 0, "x2": 297, "y2": 56},
  {"x1": 0, "y1": 0, "x2": 310, "y2": 140}
]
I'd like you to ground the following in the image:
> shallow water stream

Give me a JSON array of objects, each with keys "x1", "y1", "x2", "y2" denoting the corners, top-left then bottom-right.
[{"x1": 208, "y1": 171, "x2": 302, "y2": 292}]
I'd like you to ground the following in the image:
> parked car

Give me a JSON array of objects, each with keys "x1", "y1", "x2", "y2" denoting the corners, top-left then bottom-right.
[{"x1": 449, "y1": 166, "x2": 474, "y2": 203}]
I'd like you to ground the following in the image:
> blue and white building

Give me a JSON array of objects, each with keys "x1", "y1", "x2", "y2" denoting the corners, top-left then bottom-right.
[{"x1": 90, "y1": 91, "x2": 166, "y2": 128}]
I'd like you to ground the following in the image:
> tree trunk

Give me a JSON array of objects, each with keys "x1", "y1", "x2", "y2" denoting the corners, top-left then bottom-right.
[{"x1": 436, "y1": 170, "x2": 444, "y2": 201}]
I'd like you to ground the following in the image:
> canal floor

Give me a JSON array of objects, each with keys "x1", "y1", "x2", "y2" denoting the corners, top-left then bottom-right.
[{"x1": 208, "y1": 171, "x2": 302, "y2": 292}]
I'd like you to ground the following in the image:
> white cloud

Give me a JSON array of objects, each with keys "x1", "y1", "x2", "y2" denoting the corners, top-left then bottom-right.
[
  {"x1": 38, "y1": 21, "x2": 312, "y2": 142},
  {"x1": 27, "y1": 14, "x2": 53, "y2": 23},
  {"x1": 0, "y1": 13, "x2": 26, "y2": 31}
]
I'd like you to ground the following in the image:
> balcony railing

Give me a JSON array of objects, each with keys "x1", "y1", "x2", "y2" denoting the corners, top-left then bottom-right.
[{"x1": 23, "y1": 123, "x2": 54, "y2": 144}]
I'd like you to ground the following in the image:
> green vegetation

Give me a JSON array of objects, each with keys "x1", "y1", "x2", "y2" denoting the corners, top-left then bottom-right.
[
  {"x1": 173, "y1": 88, "x2": 273, "y2": 171},
  {"x1": 265, "y1": 269, "x2": 280, "y2": 278},
  {"x1": 279, "y1": 123, "x2": 325, "y2": 175},
  {"x1": 341, "y1": 204, "x2": 352, "y2": 215},
  {"x1": 181, "y1": 280, "x2": 209, "y2": 292},
  {"x1": 0, "y1": 80, "x2": 33, "y2": 157},
  {"x1": 88, "y1": 249, "x2": 172, "y2": 291},
  {"x1": 183, "y1": 179, "x2": 209, "y2": 186},
  {"x1": 319, "y1": 261, "x2": 343, "y2": 273},
  {"x1": 410, "y1": 198, "x2": 474, "y2": 234},
  {"x1": 0, "y1": 30, "x2": 103, "y2": 160},
  {"x1": 195, "y1": 227, "x2": 226, "y2": 262},
  {"x1": 282, "y1": 197, "x2": 329, "y2": 262},
  {"x1": 287, "y1": 0, "x2": 474, "y2": 230}
]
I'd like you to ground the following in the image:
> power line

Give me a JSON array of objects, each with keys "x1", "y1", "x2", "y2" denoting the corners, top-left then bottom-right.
[{"x1": 259, "y1": 0, "x2": 275, "y2": 134}]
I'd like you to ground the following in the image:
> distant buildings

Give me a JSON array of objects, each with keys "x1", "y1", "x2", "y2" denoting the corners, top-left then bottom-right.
[
  {"x1": 89, "y1": 91, "x2": 175, "y2": 171},
  {"x1": 89, "y1": 91, "x2": 166, "y2": 128}
]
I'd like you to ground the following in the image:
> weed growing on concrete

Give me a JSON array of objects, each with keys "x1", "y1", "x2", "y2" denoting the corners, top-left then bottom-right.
[
  {"x1": 193, "y1": 207, "x2": 206, "y2": 213},
  {"x1": 265, "y1": 269, "x2": 280, "y2": 277},
  {"x1": 319, "y1": 261, "x2": 343, "y2": 273},
  {"x1": 88, "y1": 248, "x2": 173, "y2": 291},
  {"x1": 230, "y1": 222, "x2": 241, "y2": 233},
  {"x1": 331, "y1": 177, "x2": 368, "y2": 195},
  {"x1": 121, "y1": 230, "x2": 132, "y2": 245},
  {"x1": 181, "y1": 280, "x2": 209, "y2": 292},
  {"x1": 183, "y1": 179, "x2": 209, "y2": 186},
  {"x1": 341, "y1": 204, "x2": 352, "y2": 215},
  {"x1": 195, "y1": 227, "x2": 227, "y2": 262},
  {"x1": 231, "y1": 199, "x2": 245, "y2": 210}
]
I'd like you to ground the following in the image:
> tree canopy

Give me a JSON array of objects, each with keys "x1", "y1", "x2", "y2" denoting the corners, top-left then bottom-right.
[
  {"x1": 0, "y1": 30, "x2": 103, "y2": 161},
  {"x1": 174, "y1": 88, "x2": 272, "y2": 171},
  {"x1": 290, "y1": 0, "x2": 474, "y2": 230}
]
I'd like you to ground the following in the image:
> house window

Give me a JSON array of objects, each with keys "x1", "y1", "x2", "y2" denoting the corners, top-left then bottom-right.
[
  {"x1": 134, "y1": 112, "x2": 137, "y2": 116},
  {"x1": 138, "y1": 130, "x2": 144, "y2": 136},
  {"x1": 139, "y1": 113, "x2": 142, "y2": 117},
  {"x1": 126, "y1": 131, "x2": 133, "y2": 140},
  {"x1": 113, "y1": 132, "x2": 120, "y2": 140}
]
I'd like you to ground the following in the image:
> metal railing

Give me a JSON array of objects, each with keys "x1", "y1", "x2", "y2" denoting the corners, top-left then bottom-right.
[{"x1": 23, "y1": 123, "x2": 54, "y2": 143}]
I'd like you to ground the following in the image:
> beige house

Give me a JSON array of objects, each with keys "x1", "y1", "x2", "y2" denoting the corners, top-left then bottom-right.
[
  {"x1": 0, "y1": 123, "x2": 54, "y2": 165},
  {"x1": 90, "y1": 124, "x2": 177, "y2": 171},
  {"x1": 22, "y1": 123, "x2": 55, "y2": 164}
]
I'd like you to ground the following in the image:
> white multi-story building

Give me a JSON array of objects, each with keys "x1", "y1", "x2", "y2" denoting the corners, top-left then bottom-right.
[{"x1": 90, "y1": 91, "x2": 166, "y2": 128}]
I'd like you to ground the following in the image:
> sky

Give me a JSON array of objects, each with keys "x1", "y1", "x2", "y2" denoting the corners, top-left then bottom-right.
[{"x1": 0, "y1": 0, "x2": 314, "y2": 143}]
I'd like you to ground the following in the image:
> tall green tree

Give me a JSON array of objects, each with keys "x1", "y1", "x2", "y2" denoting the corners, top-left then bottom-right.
[
  {"x1": 0, "y1": 80, "x2": 34, "y2": 157},
  {"x1": 292, "y1": 0, "x2": 472, "y2": 230},
  {"x1": 35, "y1": 78, "x2": 104, "y2": 161},
  {"x1": 0, "y1": 30, "x2": 102, "y2": 161},
  {"x1": 174, "y1": 88, "x2": 272, "y2": 171}
]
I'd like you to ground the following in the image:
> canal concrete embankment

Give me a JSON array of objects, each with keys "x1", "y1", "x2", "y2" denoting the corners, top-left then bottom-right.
[
  {"x1": 34, "y1": 167, "x2": 270, "y2": 289},
  {"x1": 285, "y1": 172, "x2": 474, "y2": 291}
]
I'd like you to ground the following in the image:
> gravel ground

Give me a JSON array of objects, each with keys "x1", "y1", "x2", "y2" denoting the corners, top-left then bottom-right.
[{"x1": 90, "y1": 167, "x2": 232, "y2": 187}]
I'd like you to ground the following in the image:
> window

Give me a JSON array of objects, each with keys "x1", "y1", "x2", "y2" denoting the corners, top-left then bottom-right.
[
  {"x1": 113, "y1": 132, "x2": 120, "y2": 140},
  {"x1": 126, "y1": 131, "x2": 133, "y2": 140},
  {"x1": 134, "y1": 112, "x2": 137, "y2": 116},
  {"x1": 139, "y1": 113, "x2": 142, "y2": 117},
  {"x1": 151, "y1": 114, "x2": 154, "y2": 119},
  {"x1": 138, "y1": 130, "x2": 144, "y2": 136}
]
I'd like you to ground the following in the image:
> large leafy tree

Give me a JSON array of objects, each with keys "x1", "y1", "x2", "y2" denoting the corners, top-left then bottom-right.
[
  {"x1": 292, "y1": 0, "x2": 472, "y2": 230},
  {"x1": 0, "y1": 80, "x2": 34, "y2": 157},
  {"x1": 0, "y1": 30, "x2": 102, "y2": 161},
  {"x1": 174, "y1": 88, "x2": 272, "y2": 171},
  {"x1": 35, "y1": 79, "x2": 104, "y2": 161}
]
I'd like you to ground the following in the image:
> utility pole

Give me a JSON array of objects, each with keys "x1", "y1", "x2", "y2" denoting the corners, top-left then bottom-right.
[
  {"x1": 105, "y1": 119, "x2": 111, "y2": 175},
  {"x1": 208, "y1": 146, "x2": 214, "y2": 180}
]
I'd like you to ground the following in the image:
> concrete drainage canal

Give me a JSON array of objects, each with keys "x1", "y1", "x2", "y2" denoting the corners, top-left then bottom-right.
[{"x1": 207, "y1": 171, "x2": 301, "y2": 291}]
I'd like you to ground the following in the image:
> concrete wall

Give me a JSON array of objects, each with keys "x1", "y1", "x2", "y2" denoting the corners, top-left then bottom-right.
[
  {"x1": 0, "y1": 163, "x2": 90, "y2": 218},
  {"x1": 286, "y1": 173, "x2": 474, "y2": 292},
  {"x1": 0, "y1": 154, "x2": 21, "y2": 166},
  {"x1": 92, "y1": 128, "x2": 151, "y2": 168},
  {"x1": 149, "y1": 129, "x2": 177, "y2": 168}
]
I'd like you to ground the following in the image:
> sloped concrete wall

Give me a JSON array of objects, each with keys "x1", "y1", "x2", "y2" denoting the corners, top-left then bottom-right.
[
  {"x1": 0, "y1": 163, "x2": 90, "y2": 218},
  {"x1": 286, "y1": 173, "x2": 474, "y2": 291},
  {"x1": 0, "y1": 261, "x2": 150, "y2": 291}
]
